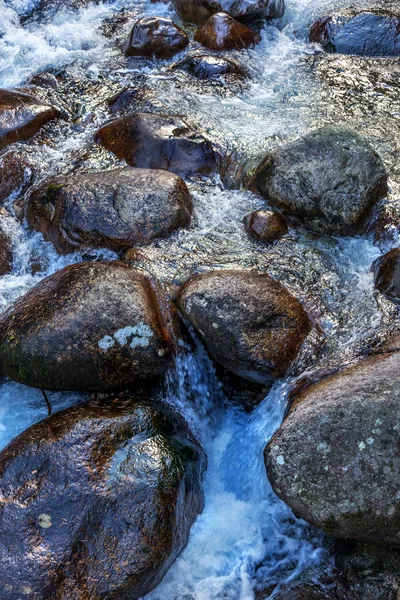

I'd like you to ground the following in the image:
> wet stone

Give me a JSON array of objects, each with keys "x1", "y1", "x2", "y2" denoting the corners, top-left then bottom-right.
[
  {"x1": 0, "y1": 151, "x2": 35, "y2": 204},
  {"x1": 0, "y1": 395, "x2": 205, "y2": 599},
  {"x1": 0, "y1": 208, "x2": 15, "y2": 276},
  {"x1": 372, "y1": 248, "x2": 400, "y2": 305},
  {"x1": 243, "y1": 210, "x2": 288, "y2": 243},
  {"x1": 171, "y1": 53, "x2": 248, "y2": 79},
  {"x1": 171, "y1": 0, "x2": 284, "y2": 26},
  {"x1": 122, "y1": 16, "x2": 189, "y2": 59},
  {"x1": 194, "y1": 13, "x2": 261, "y2": 51}
]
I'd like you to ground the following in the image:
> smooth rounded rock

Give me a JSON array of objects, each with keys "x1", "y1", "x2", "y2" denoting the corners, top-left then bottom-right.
[
  {"x1": 243, "y1": 209, "x2": 288, "y2": 242},
  {"x1": 0, "y1": 395, "x2": 205, "y2": 599},
  {"x1": 310, "y1": 11, "x2": 400, "y2": 57},
  {"x1": 0, "y1": 88, "x2": 60, "y2": 151},
  {"x1": 171, "y1": 53, "x2": 247, "y2": 79},
  {"x1": 265, "y1": 343, "x2": 400, "y2": 546},
  {"x1": 372, "y1": 247, "x2": 400, "y2": 304},
  {"x1": 27, "y1": 167, "x2": 192, "y2": 254},
  {"x1": 122, "y1": 16, "x2": 189, "y2": 59},
  {"x1": 95, "y1": 111, "x2": 217, "y2": 177},
  {"x1": 0, "y1": 261, "x2": 174, "y2": 391},
  {"x1": 194, "y1": 13, "x2": 261, "y2": 50},
  {"x1": 251, "y1": 126, "x2": 388, "y2": 236},
  {"x1": 171, "y1": 0, "x2": 284, "y2": 26},
  {"x1": 177, "y1": 269, "x2": 311, "y2": 385}
]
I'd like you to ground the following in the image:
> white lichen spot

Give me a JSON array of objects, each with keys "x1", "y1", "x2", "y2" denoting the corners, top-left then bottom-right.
[
  {"x1": 22, "y1": 587, "x2": 32, "y2": 595},
  {"x1": 317, "y1": 441, "x2": 330, "y2": 453},
  {"x1": 358, "y1": 441, "x2": 366, "y2": 451},
  {"x1": 276, "y1": 455, "x2": 285, "y2": 466},
  {"x1": 375, "y1": 418, "x2": 382, "y2": 425},
  {"x1": 212, "y1": 322, "x2": 219, "y2": 329},
  {"x1": 367, "y1": 437, "x2": 374, "y2": 445},
  {"x1": 324, "y1": 466, "x2": 329, "y2": 471},
  {"x1": 157, "y1": 349, "x2": 165, "y2": 357},
  {"x1": 38, "y1": 513, "x2": 52, "y2": 529},
  {"x1": 98, "y1": 335, "x2": 115, "y2": 351}
]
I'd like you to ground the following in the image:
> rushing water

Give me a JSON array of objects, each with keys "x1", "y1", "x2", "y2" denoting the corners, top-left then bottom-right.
[{"x1": 0, "y1": 0, "x2": 399, "y2": 597}]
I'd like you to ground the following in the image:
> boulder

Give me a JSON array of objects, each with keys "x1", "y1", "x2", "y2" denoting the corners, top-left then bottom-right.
[
  {"x1": 264, "y1": 343, "x2": 400, "y2": 546},
  {"x1": 27, "y1": 167, "x2": 192, "y2": 254},
  {"x1": 0, "y1": 151, "x2": 35, "y2": 204},
  {"x1": 95, "y1": 112, "x2": 217, "y2": 177},
  {"x1": 310, "y1": 11, "x2": 400, "y2": 57},
  {"x1": 171, "y1": 53, "x2": 247, "y2": 79},
  {"x1": 372, "y1": 248, "x2": 400, "y2": 304},
  {"x1": 0, "y1": 89, "x2": 60, "y2": 151},
  {"x1": 177, "y1": 269, "x2": 311, "y2": 385},
  {"x1": 0, "y1": 261, "x2": 174, "y2": 391},
  {"x1": 0, "y1": 395, "x2": 205, "y2": 599},
  {"x1": 0, "y1": 208, "x2": 14, "y2": 275},
  {"x1": 243, "y1": 209, "x2": 288, "y2": 242},
  {"x1": 171, "y1": 0, "x2": 284, "y2": 26},
  {"x1": 122, "y1": 17, "x2": 189, "y2": 59},
  {"x1": 194, "y1": 13, "x2": 261, "y2": 50},
  {"x1": 251, "y1": 127, "x2": 388, "y2": 236}
]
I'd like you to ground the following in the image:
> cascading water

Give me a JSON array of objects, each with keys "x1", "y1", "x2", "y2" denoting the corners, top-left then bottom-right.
[{"x1": 0, "y1": 0, "x2": 398, "y2": 597}]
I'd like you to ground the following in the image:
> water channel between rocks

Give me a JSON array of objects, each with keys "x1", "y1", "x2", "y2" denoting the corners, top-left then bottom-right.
[{"x1": 0, "y1": 0, "x2": 399, "y2": 597}]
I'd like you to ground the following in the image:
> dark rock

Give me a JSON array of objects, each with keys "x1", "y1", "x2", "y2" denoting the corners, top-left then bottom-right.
[
  {"x1": 28, "y1": 72, "x2": 59, "y2": 89},
  {"x1": 171, "y1": 53, "x2": 248, "y2": 79},
  {"x1": 310, "y1": 12, "x2": 400, "y2": 57},
  {"x1": 261, "y1": 587, "x2": 337, "y2": 599},
  {"x1": 265, "y1": 341, "x2": 400, "y2": 546},
  {"x1": 0, "y1": 208, "x2": 14, "y2": 275},
  {"x1": 194, "y1": 13, "x2": 261, "y2": 50},
  {"x1": 0, "y1": 151, "x2": 35, "y2": 204},
  {"x1": 0, "y1": 261, "x2": 174, "y2": 391},
  {"x1": 372, "y1": 248, "x2": 400, "y2": 304},
  {"x1": 0, "y1": 395, "x2": 205, "y2": 600},
  {"x1": 27, "y1": 167, "x2": 192, "y2": 254},
  {"x1": 95, "y1": 111, "x2": 217, "y2": 177},
  {"x1": 171, "y1": 0, "x2": 284, "y2": 26},
  {"x1": 243, "y1": 209, "x2": 288, "y2": 242},
  {"x1": 251, "y1": 126, "x2": 388, "y2": 236},
  {"x1": 177, "y1": 269, "x2": 311, "y2": 385},
  {"x1": 0, "y1": 89, "x2": 60, "y2": 151},
  {"x1": 122, "y1": 16, "x2": 189, "y2": 59}
]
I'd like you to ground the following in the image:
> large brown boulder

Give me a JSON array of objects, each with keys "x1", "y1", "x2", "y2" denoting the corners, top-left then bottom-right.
[
  {"x1": 177, "y1": 270, "x2": 311, "y2": 385},
  {"x1": 95, "y1": 112, "x2": 217, "y2": 177},
  {"x1": 372, "y1": 248, "x2": 400, "y2": 305},
  {"x1": 122, "y1": 16, "x2": 189, "y2": 59},
  {"x1": 0, "y1": 395, "x2": 205, "y2": 600},
  {"x1": 264, "y1": 341, "x2": 400, "y2": 546},
  {"x1": 310, "y1": 11, "x2": 400, "y2": 57},
  {"x1": 27, "y1": 167, "x2": 192, "y2": 254},
  {"x1": 251, "y1": 127, "x2": 388, "y2": 236},
  {"x1": 0, "y1": 261, "x2": 174, "y2": 391},
  {"x1": 194, "y1": 13, "x2": 261, "y2": 50},
  {"x1": 171, "y1": 0, "x2": 284, "y2": 26},
  {"x1": 0, "y1": 89, "x2": 60, "y2": 150}
]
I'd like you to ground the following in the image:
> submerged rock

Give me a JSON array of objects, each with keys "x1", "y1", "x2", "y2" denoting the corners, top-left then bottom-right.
[
  {"x1": 251, "y1": 126, "x2": 388, "y2": 236},
  {"x1": 265, "y1": 340, "x2": 400, "y2": 546},
  {"x1": 243, "y1": 209, "x2": 288, "y2": 243},
  {"x1": 27, "y1": 167, "x2": 192, "y2": 254},
  {"x1": 95, "y1": 112, "x2": 217, "y2": 177},
  {"x1": 194, "y1": 13, "x2": 261, "y2": 50},
  {"x1": 171, "y1": 53, "x2": 248, "y2": 79},
  {"x1": 171, "y1": 0, "x2": 284, "y2": 26},
  {"x1": 310, "y1": 11, "x2": 400, "y2": 57},
  {"x1": 122, "y1": 16, "x2": 189, "y2": 59},
  {"x1": 0, "y1": 88, "x2": 60, "y2": 150},
  {"x1": 0, "y1": 395, "x2": 205, "y2": 599},
  {"x1": 372, "y1": 248, "x2": 400, "y2": 304},
  {"x1": 0, "y1": 261, "x2": 174, "y2": 391},
  {"x1": 177, "y1": 269, "x2": 311, "y2": 385}
]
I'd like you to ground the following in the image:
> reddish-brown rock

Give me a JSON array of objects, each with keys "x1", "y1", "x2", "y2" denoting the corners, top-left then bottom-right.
[
  {"x1": 195, "y1": 13, "x2": 261, "y2": 50},
  {"x1": 171, "y1": 0, "x2": 284, "y2": 26},
  {"x1": 122, "y1": 16, "x2": 189, "y2": 59},
  {"x1": 243, "y1": 209, "x2": 288, "y2": 242}
]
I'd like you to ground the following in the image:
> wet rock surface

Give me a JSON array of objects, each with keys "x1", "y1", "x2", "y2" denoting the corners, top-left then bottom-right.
[
  {"x1": 373, "y1": 248, "x2": 400, "y2": 305},
  {"x1": 27, "y1": 167, "x2": 192, "y2": 253},
  {"x1": 243, "y1": 209, "x2": 288, "y2": 243},
  {"x1": 0, "y1": 261, "x2": 174, "y2": 391},
  {"x1": 95, "y1": 111, "x2": 218, "y2": 177},
  {"x1": 251, "y1": 126, "x2": 388, "y2": 236},
  {"x1": 265, "y1": 340, "x2": 400, "y2": 546},
  {"x1": 122, "y1": 16, "x2": 189, "y2": 59},
  {"x1": 194, "y1": 13, "x2": 261, "y2": 50},
  {"x1": 171, "y1": 53, "x2": 247, "y2": 79},
  {"x1": 0, "y1": 89, "x2": 60, "y2": 150},
  {"x1": 0, "y1": 208, "x2": 15, "y2": 276},
  {"x1": 171, "y1": 0, "x2": 284, "y2": 25},
  {"x1": 0, "y1": 395, "x2": 205, "y2": 600},
  {"x1": 0, "y1": 151, "x2": 35, "y2": 204},
  {"x1": 177, "y1": 269, "x2": 311, "y2": 385},
  {"x1": 310, "y1": 11, "x2": 400, "y2": 57}
]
